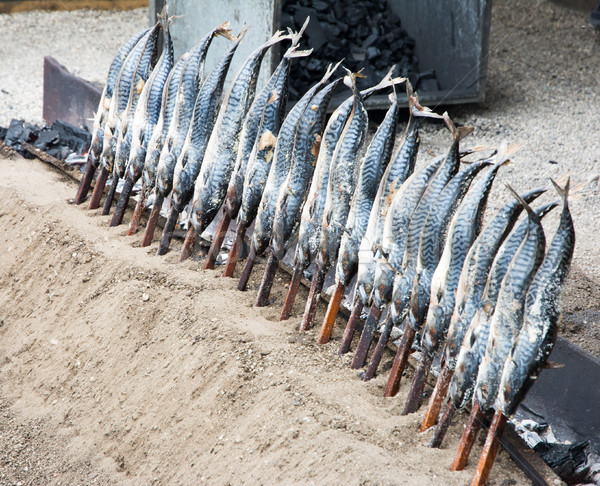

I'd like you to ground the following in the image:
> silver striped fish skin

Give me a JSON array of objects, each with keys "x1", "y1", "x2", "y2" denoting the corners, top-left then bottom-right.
[
  {"x1": 408, "y1": 159, "x2": 493, "y2": 329},
  {"x1": 155, "y1": 23, "x2": 232, "y2": 198},
  {"x1": 496, "y1": 180, "x2": 574, "y2": 416},
  {"x1": 89, "y1": 27, "x2": 151, "y2": 168},
  {"x1": 172, "y1": 34, "x2": 244, "y2": 214},
  {"x1": 113, "y1": 24, "x2": 161, "y2": 177},
  {"x1": 100, "y1": 26, "x2": 159, "y2": 174},
  {"x1": 444, "y1": 187, "x2": 546, "y2": 371},
  {"x1": 374, "y1": 118, "x2": 471, "y2": 314},
  {"x1": 420, "y1": 154, "x2": 510, "y2": 353},
  {"x1": 373, "y1": 154, "x2": 445, "y2": 315},
  {"x1": 252, "y1": 62, "x2": 342, "y2": 257},
  {"x1": 447, "y1": 201, "x2": 557, "y2": 410},
  {"x1": 353, "y1": 90, "x2": 428, "y2": 307},
  {"x1": 188, "y1": 31, "x2": 289, "y2": 231},
  {"x1": 271, "y1": 77, "x2": 342, "y2": 261},
  {"x1": 335, "y1": 90, "x2": 401, "y2": 288},
  {"x1": 293, "y1": 68, "x2": 403, "y2": 273},
  {"x1": 473, "y1": 191, "x2": 547, "y2": 413},
  {"x1": 141, "y1": 53, "x2": 188, "y2": 191},
  {"x1": 237, "y1": 38, "x2": 311, "y2": 230},
  {"x1": 223, "y1": 53, "x2": 290, "y2": 221},
  {"x1": 125, "y1": 18, "x2": 174, "y2": 181},
  {"x1": 317, "y1": 72, "x2": 369, "y2": 273}
]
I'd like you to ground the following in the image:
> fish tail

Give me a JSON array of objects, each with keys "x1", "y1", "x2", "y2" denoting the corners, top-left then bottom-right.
[
  {"x1": 409, "y1": 83, "x2": 443, "y2": 120},
  {"x1": 214, "y1": 21, "x2": 235, "y2": 41},
  {"x1": 263, "y1": 30, "x2": 289, "y2": 48},
  {"x1": 443, "y1": 112, "x2": 474, "y2": 141},
  {"x1": 234, "y1": 26, "x2": 249, "y2": 43},
  {"x1": 319, "y1": 60, "x2": 343, "y2": 85},
  {"x1": 370, "y1": 65, "x2": 405, "y2": 92},
  {"x1": 505, "y1": 183, "x2": 537, "y2": 218},
  {"x1": 550, "y1": 177, "x2": 570, "y2": 201},
  {"x1": 288, "y1": 16, "x2": 311, "y2": 47}
]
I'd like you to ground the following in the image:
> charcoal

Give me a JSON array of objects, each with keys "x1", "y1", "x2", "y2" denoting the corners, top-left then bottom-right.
[
  {"x1": 304, "y1": 16, "x2": 328, "y2": 50},
  {"x1": 281, "y1": 12, "x2": 295, "y2": 29},
  {"x1": 283, "y1": 0, "x2": 434, "y2": 96},
  {"x1": 0, "y1": 126, "x2": 7, "y2": 141},
  {"x1": 312, "y1": 0, "x2": 329, "y2": 11}
]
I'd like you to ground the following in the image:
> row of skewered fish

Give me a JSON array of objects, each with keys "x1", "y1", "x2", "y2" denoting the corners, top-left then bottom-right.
[{"x1": 74, "y1": 13, "x2": 575, "y2": 485}]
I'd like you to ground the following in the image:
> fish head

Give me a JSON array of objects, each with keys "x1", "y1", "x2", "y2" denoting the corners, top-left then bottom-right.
[
  {"x1": 372, "y1": 261, "x2": 395, "y2": 308},
  {"x1": 115, "y1": 138, "x2": 131, "y2": 178},
  {"x1": 129, "y1": 146, "x2": 147, "y2": 175},
  {"x1": 422, "y1": 303, "x2": 445, "y2": 352},
  {"x1": 389, "y1": 272, "x2": 412, "y2": 324},
  {"x1": 101, "y1": 136, "x2": 118, "y2": 172},
  {"x1": 89, "y1": 129, "x2": 104, "y2": 165}
]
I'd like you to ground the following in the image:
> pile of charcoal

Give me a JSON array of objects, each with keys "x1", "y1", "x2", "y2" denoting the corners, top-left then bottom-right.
[
  {"x1": 280, "y1": 0, "x2": 435, "y2": 96},
  {"x1": 72, "y1": 12, "x2": 578, "y2": 486},
  {"x1": 1, "y1": 118, "x2": 90, "y2": 161}
]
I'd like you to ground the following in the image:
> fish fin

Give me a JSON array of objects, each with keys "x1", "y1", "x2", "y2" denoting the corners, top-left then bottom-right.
[
  {"x1": 287, "y1": 16, "x2": 310, "y2": 48},
  {"x1": 319, "y1": 60, "x2": 344, "y2": 85},
  {"x1": 234, "y1": 26, "x2": 249, "y2": 43},
  {"x1": 550, "y1": 176, "x2": 570, "y2": 201},
  {"x1": 284, "y1": 46, "x2": 313, "y2": 59},
  {"x1": 263, "y1": 30, "x2": 289, "y2": 48},
  {"x1": 443, "y1": 112, "x2": 473, "y2": 141},
  {"x1": 368, "y1": 65, "x2": 406, "y2": 93},
  {"x1": 408, "y1": 81, "x2": 443, "y2": 120},
  {"x1": 214, "y1": 21, "x2": 235, "y2": 41}
]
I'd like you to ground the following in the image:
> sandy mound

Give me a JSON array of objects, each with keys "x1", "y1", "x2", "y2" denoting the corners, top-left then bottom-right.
[{"x1": 0, "y1": 157, "x2": 532, "y2": 485}]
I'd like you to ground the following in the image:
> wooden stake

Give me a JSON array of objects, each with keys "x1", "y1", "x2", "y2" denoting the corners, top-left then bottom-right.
[
  {"x1": 402, "y1": 351, "x2": 434, "y2": 415},
  {"x1": 429, "y1": 399, "x2": 455, "y2": 448},
  {"x1": 255, "y1": 252, "x2": 279, "y2": 307},
  {"x1": 203, "y1": 211, "x2": 231, "y2": 270},
  {"x1": 451, "y1": 403, "x2": 484, "y2": 471},
  {"x1": 74, "y1": 159, "x2": 95, "y2": 204},
  {"x1": 222, "y1": 222, "x2": 246, "y2": 277},
  {"x1": 338, "y1": 299, "x2": 363, "y2": 355},
  {"x1": 421, "y1": 364, "x2": 454, "y2": 432},
  {"x1": 110, "y1": 174, "x2": 134, "y2": 227},
  {"x1": 141, "y1": 192, "x2": 163, "y2": 247},
  {"x1": 351, "y1": 304, "x2": 382, "y2": 369},
  {"x1": 300, "y1": 264, "x2": 325, "y2": 331},
  {"x1": 88, "y1": 166, "x2": 108, "y2": 210},
  {"x1": 179, "y1": 226, "x2": 197, "y2": 262},
  {"x1": 101, "y1": 174, "x2": 119, "y2": 215},
  {"x1": 317, "y1": 282, "x2": 345, "y2": 344},
  {"x1": 383, "y1": 325, "x2": 416, "y2": 397},
  {"x1": 237, "y1": 245, "x2": 257, "y2": 291},
  {"x1": 471, "y1": 410, "x2": 507, "y2": 486},
  {"x1": 156, "y1": 206, "x2": 179, "y2": 255},
  {"x1": 280, "y1": 266, "x2": 303, "y2": 321},
  {"x1": 363, "y1": 313, "x2": 393, "y2": 381},
  {"x1": 127, "y1": 184, "x2": 147, "y2": 236}
]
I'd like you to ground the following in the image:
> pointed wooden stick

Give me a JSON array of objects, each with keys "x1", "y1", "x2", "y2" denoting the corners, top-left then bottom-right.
[
  {"x1": 470, "y1": 410, "x2": 507, "y2": 486},
  {"x1": 280, "y1": 266, "x2": 303, "y2": 321},
  {"x1": 223, "y1": 222, "x2": 246, "y2": 277},
  {"x1": 237, "y1": 245, "x2": 257, "y2": 291},
  {"x1": 88, "y1": 166, "x2": 109, "y2": 210},
  {"x1": 75, "y1": 159, "x2": 96, "y2": 204},
  {"x1": 101, "y1": 174, "x2": 119, "y2": 215},
  {"x1": 351, "y1": 304, "x2": 382, "y2": 369},
  {"x1": 141, "y1": 192, "x2": 164, "y2": 247},
  {"x1": 255, "y1": 252, "x2": 279, "y2": 306},
  {"x1": 110, "y1": 174, "x2": 134, "y2": 227},
  {"x1": 156, "y1": 206, "x2": 179, "y2": 255},
  {"x1": 317, "y1": 282, "x2": 345, "y2": 344},
  {"x1": 300, "y1": 263, "x2": 325, "y2": 331},
  {"x1": 363, "y1": 313, "x2": 393, "y2": 381},
  {"x1": 127, "y1": 184, "x2": 148, "y2": 236},
  {"x1": 421, "y1": 364, "x2": 454, "y2": 432},
  {"x1": 402, "y1": 350, "x2": 434, "y2": 415},
  {"x1": 430, "y1": 399, "x2": 456, "y2": 448},
  {"x1": 203, "y1": 211, "x2": 231, "y2": 270},
  {"x1": 383, "y1": 324, "x2": 416, "y2": 397},
  {"x1": 451, "y1": 403, "x2": 484, "y2": 470},
  {"x1": 338, "y1": 299, "x2": 364, "y2": 355}
]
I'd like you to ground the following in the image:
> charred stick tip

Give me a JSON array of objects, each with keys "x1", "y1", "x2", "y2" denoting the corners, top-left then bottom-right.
[
  {"x1": 255, "y1": 253, "x2": 279, "y2": 307},
  {"x1": 338, "y1": 300, "x2": 364, "y2": 355},
  {"x1": 280, "y1": 267, "x2": 303, "y2": 321}
]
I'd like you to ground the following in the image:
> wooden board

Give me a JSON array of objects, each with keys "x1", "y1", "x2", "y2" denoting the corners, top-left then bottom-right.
[{"x1": 0, "y1": 0, "x2": 146, "y2": 13}]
